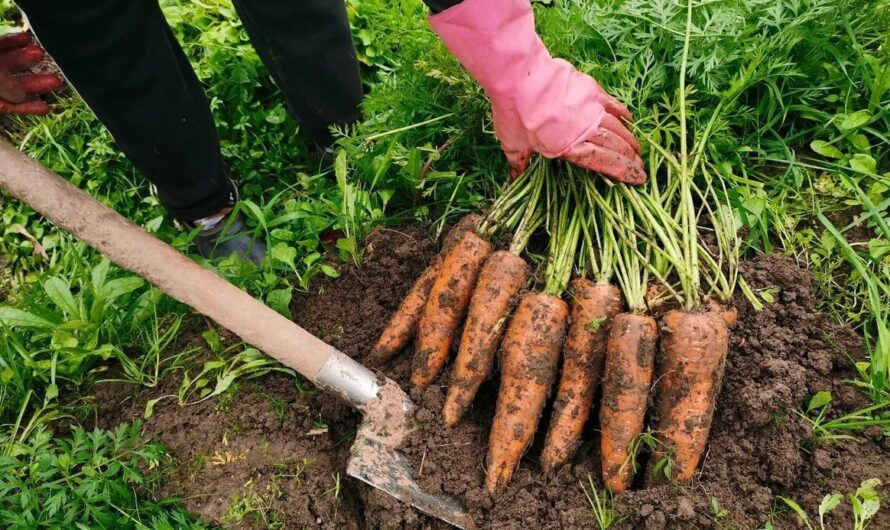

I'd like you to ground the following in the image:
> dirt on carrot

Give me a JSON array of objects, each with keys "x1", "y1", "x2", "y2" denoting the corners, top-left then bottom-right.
[
  {"x1": 412, "y1": 230, "x2": 493, "y2": 386},
  {"x1": 443, "y1": 250, "x2": 528, "y2": 427},
  {"x1": 541, "y1": 280, "x2": 623, "y2": 472},
  {"x1": 370, "y1": 214, "x2": 483, "y2": 365},
  {"x1": 650, "y1": 309, "x2": 729, "y2": 483},
  {"x1": 600, "y1": 312, "x2": 658, "y2": 492},
  {"x1": 81, "y1": 229, "x2": 889, "y2": 530},
  {"x1": 486, "y1": 292, "x2": 569, "y2": 492}
]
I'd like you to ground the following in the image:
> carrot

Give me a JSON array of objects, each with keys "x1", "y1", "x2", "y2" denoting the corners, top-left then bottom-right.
[
  {"x1": 442, "y1": 214, "x2": 483, "y2": 251},
  {"x1": 706, "y1": 297, "x2": 738, "y2": 329},
  {"x1": 369, "y1": 215, "x2": 482, "y2": 364},
  {"x1": 485, "y1": 292, "x2": 569, "y2": 493},
  {"x1": 411, "y1": 230, "x2": 492, "y2": 386},
  {"x1": 540, "y1": 279, "x2": 623, "y2": 472},
  {"x1": 599, "y1": 312, "x2": 658, "y2": 492},
  {"x1": 651, "y1": 309, "x2": 729, "y2": 482},
  {"x1": 369, "y1": 260, "x2": 442, "y2": 364},
  {"x1": 442, "y1": 250, "x2": 528, "y2": 427}
]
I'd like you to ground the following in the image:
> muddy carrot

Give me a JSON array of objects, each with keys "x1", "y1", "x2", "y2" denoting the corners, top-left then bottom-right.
[
  {"x1": 540, "y1": 279, "x2": 623, "y2": 472},
  {"x1": 411, "y1": 231, "x2": 492, "y2": 386},
  {"x1": 651, "y1": 310, "x2": 729, "y2": 483},
  {"x1": 485, "y1": 292, "x2": 569, "y2": 493},
  {"x1": 370, "y1": 215, "x2": 482, "y2": 364},
  {"x1": 441, "y1": 171, "x2": 546, "y2": 425},
  {"x1": 442, "y1": 250, "x2": 528, "y2": 426},
  {"x1": 369, "y1": 260, "x2": 442, "y2": 364},
  {"x1": 706, "y1": 297, "x2": 738, "y2": 329},
  {"x1": 599, "y1": 312, "x2": 658, "y2": 492}
]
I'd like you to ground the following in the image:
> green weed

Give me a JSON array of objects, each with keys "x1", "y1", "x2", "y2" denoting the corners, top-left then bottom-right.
[
  {"x1": 581, "y1": 474, "x2": 621, "y2": 530},
  {"x1": 780, "y1": 478, "x2": 883, "y2": 530},
  {"x1": 0, "y1": 419, "x2": 206, "y2": 529},
  {"x1": 799, "y1": 391, "x2": 890, "y2": 444}
]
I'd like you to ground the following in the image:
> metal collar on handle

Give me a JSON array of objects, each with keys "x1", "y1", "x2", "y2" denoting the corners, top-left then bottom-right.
[{"x1": 315, "y1": 349, "x2": 381, "y2": 406}]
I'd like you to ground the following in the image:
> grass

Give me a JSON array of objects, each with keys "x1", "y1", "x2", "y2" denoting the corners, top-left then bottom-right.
[
  {"x1": 0, "y1": 0, "x2": 888, "y2": 526},
  {"x1": 582, "y1": 474, "x2": 621, "y2": 530},
  {"x1": 780, "y1": 478, "x2": 883, "y2": 530}
]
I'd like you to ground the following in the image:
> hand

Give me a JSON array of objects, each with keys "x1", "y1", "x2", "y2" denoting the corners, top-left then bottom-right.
[
  {"x1": 0, "y1": 32, "x2": 62, "y2": 116},
  {"x1": 430, "y1": 0, "x2": 646, "y2": 185}
]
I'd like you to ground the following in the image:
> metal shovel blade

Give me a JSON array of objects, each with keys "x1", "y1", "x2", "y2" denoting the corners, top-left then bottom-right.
[
  {"x1": 341, "y1": 379, "x2": 476, "y2": 530},
  {"x1": 347, "y1": 435, "x2": 477, "y2": 530}
]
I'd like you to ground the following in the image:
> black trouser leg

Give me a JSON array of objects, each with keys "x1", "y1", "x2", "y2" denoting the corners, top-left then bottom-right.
[
  {"x1": 231, "y1": 0, "x2": 363, "y2": 146},
  {"x1": 16, "y1": 0, "x2": 232, "y2": 221}
]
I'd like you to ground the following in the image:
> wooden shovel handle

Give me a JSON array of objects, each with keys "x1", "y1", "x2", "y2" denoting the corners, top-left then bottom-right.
[{"x1": 0, "y1": 140, "x2": 333, "y2": 380}]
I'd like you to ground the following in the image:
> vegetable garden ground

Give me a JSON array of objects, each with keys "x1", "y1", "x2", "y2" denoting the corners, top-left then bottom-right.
[{"x1": 2, "y1": 0, "x2": 889, "y2": 529}]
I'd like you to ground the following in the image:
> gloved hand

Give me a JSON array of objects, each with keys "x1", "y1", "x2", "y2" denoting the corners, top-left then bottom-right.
[
  {"x1": 0, "y1": 32, "x2": 62, "y2": 116},
  {"x1": 430, "y1": 0, "x2": 646, "y2": 185}
]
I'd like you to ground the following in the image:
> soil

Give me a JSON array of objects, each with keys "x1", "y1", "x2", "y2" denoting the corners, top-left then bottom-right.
[{"x1": 86, "y1": 226, "x2": 890, "y2": 529}]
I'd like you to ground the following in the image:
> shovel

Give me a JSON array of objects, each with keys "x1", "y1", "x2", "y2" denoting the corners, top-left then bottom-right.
[{"x1": 0, "y1": 140, "x2": 476, "y2": 530}]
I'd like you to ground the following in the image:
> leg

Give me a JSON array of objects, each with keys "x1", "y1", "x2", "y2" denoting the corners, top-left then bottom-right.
[
  {"x1": 16, "y1": 0, "x2": 232, "y2": 221},
  {"x1": 231, "y1": 0, "x2": 363, "y2": 146}
]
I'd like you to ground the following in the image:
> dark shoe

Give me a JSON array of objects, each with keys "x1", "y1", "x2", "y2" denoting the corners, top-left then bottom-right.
[{"x1": 192, "y1": 212, "x2": 266, "y2": 264}]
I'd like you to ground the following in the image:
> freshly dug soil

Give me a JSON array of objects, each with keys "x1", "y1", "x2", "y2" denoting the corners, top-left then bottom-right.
[{"x1": 88, "y1": 227, "x2": 890, "y2": 529}]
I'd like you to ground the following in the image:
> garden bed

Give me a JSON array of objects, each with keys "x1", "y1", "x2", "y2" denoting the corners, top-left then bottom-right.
[{"x1": 89, "y1": 226, "x2": 890, "y2": 529}]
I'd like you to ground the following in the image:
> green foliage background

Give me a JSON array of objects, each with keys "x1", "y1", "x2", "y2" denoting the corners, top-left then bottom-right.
[{"x1": 0, "y1": 0, "x2": 888, "y2": 526}]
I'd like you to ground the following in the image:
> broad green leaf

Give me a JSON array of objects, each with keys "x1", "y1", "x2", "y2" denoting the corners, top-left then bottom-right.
[
  {"x1": 266, "y1": 287, "x2": 293, "y2": 317},
  {"x1": 0, "y1": 307, "x2": 55, "y2": 329},
  {"x1": 837, "y1": 110, "x2": 871, "y2": 131},
  {"x1": 270, "y1": 243, "x2": 297, "y2": 268},
  {"x1": 810, "y1": 140, "x2": 844, "y2": 159},
  {"x1": 44, "y1": 277, "x2": 80, "y2": 317},
  {"x1": 100, "y1": 277, "x2": 144, "y2": 301},
  {"x1": 202, "y1": 360, "x2": 225, "y2": 372},
  {"x1": 265, "y1": 104, "x2": 287, "y2": 124},
  {"x1": 320, "y1": 264, "x2": 340, "y2": 278},
  {"x1": 91, "y1": 258, "x2": 111, "y2": 292},
  {"x1": 210, "y1": 373, "x2": 237, "y2": 398},
  {"x1": 860, "y1": 499, "x2": 879, "y2": 521},
  {"x1": 849, "y1": 153, "x2": 877, "y2": 174},
  {"x1": 808, "y1": 391, "x2": 832, "y2": 412},
  {"x1": 857, "y1": 478, "x2": 882, "y2": 498},
  {"x1": 202, "y1": 330, "x2": 222, "y2": 353},
  {"x1": 50, "y1": 331, "x2": 79, "y2": 350},
  {"x1": 144, "y1": 397, "x2": 163, "y2": 419},
  {"x1": 850, "y1": 133, "x2": 870, "y2": 151},
  {"x1": 818, "y1": 492, "x2": 841, "y2": 520}
]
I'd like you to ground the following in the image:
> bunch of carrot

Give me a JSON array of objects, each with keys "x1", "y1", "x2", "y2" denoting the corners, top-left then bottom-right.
[
  {"x1": 371, "y1": 3, "x2": 748, "y2": 489},
  {"x1": 370, "y1": 139, "x2": 742, "y2": 493}
]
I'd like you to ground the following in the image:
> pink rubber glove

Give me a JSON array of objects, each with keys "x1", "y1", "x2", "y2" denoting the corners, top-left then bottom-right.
[{"x1": 430, "y1": 0, "x2": 646, "y2": 185}]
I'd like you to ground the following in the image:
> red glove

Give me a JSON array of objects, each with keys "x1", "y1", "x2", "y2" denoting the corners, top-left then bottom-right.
[{"x1": 0, "y1": 32, "x2": 62, "y2": 116}]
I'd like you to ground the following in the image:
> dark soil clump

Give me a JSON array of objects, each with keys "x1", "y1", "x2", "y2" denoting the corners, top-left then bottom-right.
[{"x1": 88, "y1": 228, "x2": 890, "y2": 529}]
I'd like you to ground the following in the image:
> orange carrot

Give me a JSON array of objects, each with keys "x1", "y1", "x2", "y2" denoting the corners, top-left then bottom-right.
[
  {"x1": 486, "y1": 293, "x2": 569, "y2": 493},
  {"x1": 369, "y1": 260, "x2": 442, "y2": 364},
  {"x1": 540, "y1": 280, "x2": 623, "y2": 472},
  {"x1": 442, "y1": 214, "x2": 483, "y2": 251},
  {"x1": 370, "y1": 215, "x2": 482, "y2": 364},
  {"x1": 650, "y1": 310, "x2": 729, "y2": 483},
  {"x1": 442, "y1": 250, "x2": 528, "y2": 427},
  {"x1": 411, "y1": 231, "x2": 492, "y2": 386},
  {"x1": 599, "y1": 312, "x2": 657, "y2": 492}
]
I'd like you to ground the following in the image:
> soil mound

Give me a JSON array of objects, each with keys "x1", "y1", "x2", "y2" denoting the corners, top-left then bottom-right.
[{"x1": 90, "y1": 228, "x2": 889, "y2": 529}]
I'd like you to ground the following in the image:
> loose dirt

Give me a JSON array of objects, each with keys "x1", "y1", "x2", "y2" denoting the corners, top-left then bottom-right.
[{"x1": 88, "y1": 227, "x2": 890, "y2": 529}]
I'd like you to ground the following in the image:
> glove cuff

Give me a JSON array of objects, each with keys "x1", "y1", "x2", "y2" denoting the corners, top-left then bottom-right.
[{"x1": 429, "y1": 0, "x2": 550, "y2": 98}]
